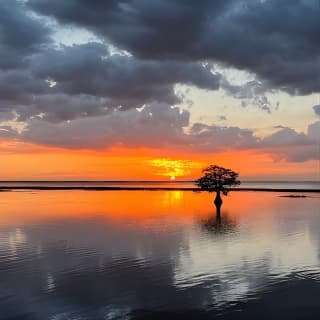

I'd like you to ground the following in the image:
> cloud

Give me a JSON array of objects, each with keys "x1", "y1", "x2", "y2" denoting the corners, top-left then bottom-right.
[
  {"x1": 307, "y1": 121, "x2": 320, "y2": 141},
  {"x1": 221, "y1": 79, "x2": 278, "y2": 112},
  {"x1": 0, "y1": 0, "x2": 51, "y2": 70},
  {"x1": 314, "y1": 105, "x2": 320, "y2": 116},
  {"x1": 0, "y1": 40, "x2": 222, "y2": 122},
  {"x1": 15, "y1": 103, "x2": 259, "y2": 153},
  {"x1": 31, "y1": 43, "x2": 222, "y2": 109},
  {"x1": 261, "y1": 122, "x2": 320, "y2": 162},
  {"x1": 2, "y1": 101, "x2": 253, "y2": 152},
  {"x1": 21, "y1": 94, "x2": 113, "y2": 123},
  {"x1": 0, "y1": 69, "x2": 49, "y2": 109},
  {"x1": 28, "y1": 0, "x2": 230, "y2": 60},
  {"x1": 261, "y1": 127, "x2": 309, "y2": 147},
  {"x1": 1, "y1": 100, "x2": 319, "y2": 163},
  {"x1": 18, "y1": 103, "x2": 190, "y2": 149},
  {"x1": 29, "y1": 0, "x2": 320, "y2": 95},
  {"x1": 187, "y1": 122, "x2": 258, "y2": 152},
  {"x1": 218, "y1": 115, "x2": 227, "y2": 121},
  {"x1": 2, "y1": 0, "x2": 318, "y2": 127},
  {"x1": 1, "y1": 2, "x2": 224, "y2": 123},
  {"x1": 0, "y1": 0, "x2": 319, "y2": 166}
]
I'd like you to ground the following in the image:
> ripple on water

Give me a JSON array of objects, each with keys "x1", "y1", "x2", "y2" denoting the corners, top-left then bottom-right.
[{"x1": 0, "y1": 190, "x2": 319, "y2": 319}]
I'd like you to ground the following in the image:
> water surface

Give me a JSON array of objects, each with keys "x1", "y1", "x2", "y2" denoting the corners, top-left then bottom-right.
[{"x1": 0, "y1": 190, "x2": 320, "y2": 319}]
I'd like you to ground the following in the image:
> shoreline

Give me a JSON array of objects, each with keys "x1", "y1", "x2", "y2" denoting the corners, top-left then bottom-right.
[{"x1": 0, "y1": 186, "x2": 320, "y2": 192}]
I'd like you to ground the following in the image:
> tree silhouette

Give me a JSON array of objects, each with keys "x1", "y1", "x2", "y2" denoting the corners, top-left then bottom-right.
[{"x1": 195, "y1": 165, "x2": 240, "y2": 211}]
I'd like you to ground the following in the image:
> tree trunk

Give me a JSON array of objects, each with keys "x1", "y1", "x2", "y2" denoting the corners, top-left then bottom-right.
[{"x1": 214, "y1": 190, "x2": 223, "y2": 211}]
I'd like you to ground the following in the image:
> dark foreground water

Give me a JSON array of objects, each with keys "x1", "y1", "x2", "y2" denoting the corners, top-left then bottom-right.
[{"x1": 0, "y1": 190, "x2": 320, "y2": 319}]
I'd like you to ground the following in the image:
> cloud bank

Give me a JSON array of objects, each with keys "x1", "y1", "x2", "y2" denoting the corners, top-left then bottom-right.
[
  {"x1": 0, "y1": 0, "x2": 319, "y2": 165},
  {"x1": 29, "y1": 0, "x2": 320, "y2": 94},
  {"x1": 2, "y1": 103, "x2": 319, "y2": 163}
]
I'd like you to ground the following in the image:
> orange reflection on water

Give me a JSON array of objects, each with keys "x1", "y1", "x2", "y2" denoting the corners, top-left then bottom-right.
[
  {"x1": 0, "y1": 190, "x2": 302, "y2": 229},
  {"x1": 0, "y1": 190, "x2": 205, "y2": 227}
]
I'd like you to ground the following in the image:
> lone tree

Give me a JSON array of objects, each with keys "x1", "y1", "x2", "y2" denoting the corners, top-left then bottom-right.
[{"x1": 195, "y1": 165, "x2": 240, "y2": 210}]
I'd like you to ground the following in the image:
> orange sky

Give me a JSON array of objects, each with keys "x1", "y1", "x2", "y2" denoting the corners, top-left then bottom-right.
[{"x1": 0, "y1": 140, "x2": 318, "y2": 180}]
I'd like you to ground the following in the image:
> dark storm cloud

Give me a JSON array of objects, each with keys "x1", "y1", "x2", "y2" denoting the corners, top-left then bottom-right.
[
  {"x1": 0, "y1": 39, "x2": 222, "y2": 122},
  {"x1": 28, "y1": 0, "x2": 231, "y2": 59},
  {"x1": 3, "y1": 0, "x2": 319, "y2": 124},
  {"x1": 0, "y1": 70, "x2": 49, "y2": 108},
  {"x1": 31, "y1": 42, "x2": 221, "y2": 110},
  {"x1": 19, "y1": 94, "x2": 113, "y2": 123},
  {"x1": 29, "y1": 0, "x2": 320, "y2": 95},
  {"x1": 1, "y1": 1, "x2": 224, "y2": 123},
  {"x1": 0, "y1": 0, "x2": 51, "y2": 70}
]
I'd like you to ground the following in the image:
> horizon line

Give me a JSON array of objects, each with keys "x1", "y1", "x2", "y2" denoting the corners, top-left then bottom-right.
[{"x1": 0, "y1": 180, "x2": 319, "y2": 183}]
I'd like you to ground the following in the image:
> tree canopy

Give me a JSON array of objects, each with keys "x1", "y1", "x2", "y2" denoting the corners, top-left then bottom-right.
[{"x1": 195, "y1": 165, "x2": 241, "y2": 195}]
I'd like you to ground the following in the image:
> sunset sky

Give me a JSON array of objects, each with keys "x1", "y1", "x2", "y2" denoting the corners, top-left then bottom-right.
[{"x1": 0, "y1": 0, "x2": 320, "y2": 180}]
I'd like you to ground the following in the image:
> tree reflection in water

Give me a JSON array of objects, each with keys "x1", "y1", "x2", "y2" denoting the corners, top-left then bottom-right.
[{"x1": 200, "y1": 208, "x2": 237, "y2": 235}]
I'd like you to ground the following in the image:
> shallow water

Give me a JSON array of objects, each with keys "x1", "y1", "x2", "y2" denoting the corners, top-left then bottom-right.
[{"x1": 0, "y1": 190, "x2": 320, "y2": 319}]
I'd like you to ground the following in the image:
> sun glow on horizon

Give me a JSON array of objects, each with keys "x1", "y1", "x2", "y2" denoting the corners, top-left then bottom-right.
[
  {"x1": 0, "y1": 140, "x2": 318, "y2": 180},
  {"x1": 149, "y1": 158, "x2": 202, "y2": 178}
]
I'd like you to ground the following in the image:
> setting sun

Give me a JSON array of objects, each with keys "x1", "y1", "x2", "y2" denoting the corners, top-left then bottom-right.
[{"x1": 170, "y1": 176, "x2": 176, "y2": 181}]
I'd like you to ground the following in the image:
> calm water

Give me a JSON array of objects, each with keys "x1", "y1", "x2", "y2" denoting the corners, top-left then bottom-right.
[{"x1": 0, "y1": 190, "x2": 320, "y2": 319}]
